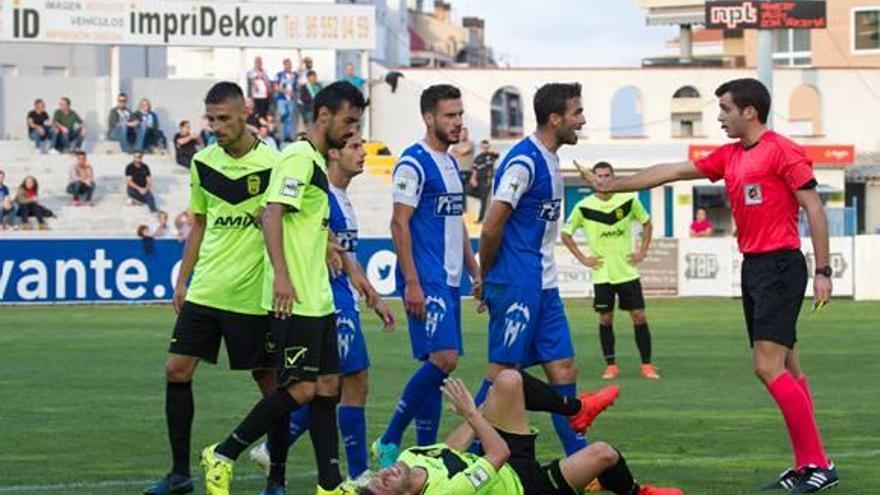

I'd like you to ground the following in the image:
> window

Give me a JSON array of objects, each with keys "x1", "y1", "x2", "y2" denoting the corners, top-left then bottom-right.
[
  {"x1": 43, "y1": 66, "x2": 68, "y2": 77},
  {"x1": 611, "y1": 86, "x2": 644, "y2": 138},
  {"x1": 671, "y1": 86, "x2": 703, "y2": 138},
  {"x1": 1, "y1": 64, "x2": 18, "y2": 76},
  {"x1": 773, "y1": 29, "x2": 811, "y2": 66},
  {"x1": 854, "y1": 8, "x2": 880, "y2": 52},
  {"x1": 490, "y1": 86, "x2": 523, "y2": 139}
]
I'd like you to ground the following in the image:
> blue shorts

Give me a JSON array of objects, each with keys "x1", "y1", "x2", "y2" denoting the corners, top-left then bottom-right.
[
  {"x1": 403, "y1": 283, "x2": 462, "y2": 361},
  {"x1": 485, "y1": 284, "x2": 574, "y2": 367},
  {"x1": 335, "y1": 306, "x2": 370, "y2": 375}
]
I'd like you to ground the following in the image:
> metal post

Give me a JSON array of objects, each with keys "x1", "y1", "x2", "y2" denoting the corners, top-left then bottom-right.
[
  {"x1": 360, "y1": 49, "x2": 372, "y2": 140},
  {"x1": 756, "y1": 29, "x2": 774, "y2": 128}
]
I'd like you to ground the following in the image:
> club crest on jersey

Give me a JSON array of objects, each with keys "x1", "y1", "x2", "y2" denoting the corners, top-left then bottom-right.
[
  {"x1": 744, "y1": 183, "x2": 763, "y2": 205},
  {"x1": 247, "y1": 174, "x2": 261, "y2": 195},
  {"x1": 538, "y1": 199, "x2": 562, "y2": 221},
  {"x1": 395, "y1": 176, "x2": 418, "y2": 198},
  {"x1": 615, "y1": 208, "x2": 625, "y2": 220},
  {"x1": 503, "y1": 302, "x2": 531, "y2": 348},
  {"x1": 435, "y1": 193, "x2": 464, "y2": 216},
  {"x1": 336, "y1": 315, "x2": 357, "y2": 361},
  {"x1": 424, "y1": 295, "x2": 448, "y2": 338},
  {"x1": 281, "y1": 177, "x2": 302, "y2": 198}
]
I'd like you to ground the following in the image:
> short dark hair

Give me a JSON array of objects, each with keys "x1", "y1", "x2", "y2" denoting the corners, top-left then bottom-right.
[
  {"x1": 313, "y1": 81, "x2": 369, "y2": 116},
  {"x1": 179, "y1": 120, "x2": 189, "y2": 127},
  {"x1": 118, "y1": 92, "x2": 127, "y2": 99},
  {"x1": 534, "y1": 82, "x2": 581, "y2": 126},
  {"x1": 34, "y1": 98, "x2": 43, "y2": 105},
  {"x1": 74, "y1": 150, "x2": 86, "y2": 158},
  {"x1": 592, "y1": 161, "x2": 614, "y2": 174},
  {"x1": 61, "y1": 97, "x2": 71, "y2": 105},
  {"x1": 204, "y1": 82, "x2": 244, "y2": 105},
  {"x1": 420, "y1": 84, "x2": 461, "y2": 115},
  {"x1": 307, "y1": 70, "x2": 317, "y2": 78},
  {"x1": 715, "y1": 78, "x2": 771, "y2": 124},
  {"x1": 480, "y1": 139, "x2": 489, "y2": 145}
]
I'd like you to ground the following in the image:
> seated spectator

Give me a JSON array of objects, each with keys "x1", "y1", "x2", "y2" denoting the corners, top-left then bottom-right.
[
  {"x1": 264, "y1": 113, "x2": 279, "y2": 140},
  {"x1": 132, "y1": 98, "x2": 166, "y2": 152},
  {"x1": 244, "y1": 97, "x2": 262, "y2": 135},
  {"x1": 107, "y1": 92, "x2": 138, "y2": 153},
  {"x1": 125, "y1": 152, "x2": 158, "y2": 213},
  {"x1": 27, "y1": 99, "x2": 55, "y2": 154},
  {"x1": 53, "y1": 97, "x2": 86, "y2": 153},
  {"x1": 1, "y1": 169, "x2": 19, "y2": 230},
  {"x1": 299, "y1": 70, "x2": 322, "y2": 126},
  {"x1": 16, "y1": 175, "x2": 49, "y2": 230},
  {"x1": 174, "y1": 120, "x2": 200, "y2": 168},
  {"x1": 174, "y1": 210, "x2": 194, "y2": 241},
  {"x1": 341, "y1": 62, "x2": 365, "y2": 91},
  {"x1": 136, "y1": 224, "x2": 155, "y2": 255},
  {"x1": 690, "y1": 208, "x2": 714, "y2": 237},
  {"x1": 258, "y1": 125, "x2": 278, "y2": 150},
  {"x1": 199, "y1": 117, "x2": 217, "y2": 147},
  {"x1": 66, "y1": 151, "x2": 95, "y2": 206},
  {"x1": 151, "y1": 210, "x2": 174, "y2": 238}
]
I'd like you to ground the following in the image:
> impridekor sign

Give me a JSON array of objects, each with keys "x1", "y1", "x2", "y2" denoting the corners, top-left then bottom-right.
[{"x1": 1, "y1": 0, "x2": 375, "y2": 49}]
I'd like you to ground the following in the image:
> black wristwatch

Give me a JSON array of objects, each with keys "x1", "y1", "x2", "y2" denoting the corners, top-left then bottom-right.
[{"x1": 815, "y1": 265, "x2": 833, "y2": 278}]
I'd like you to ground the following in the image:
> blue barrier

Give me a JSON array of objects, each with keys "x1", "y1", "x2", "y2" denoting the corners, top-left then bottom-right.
[{"x1": 0, "y1": 238, "x2": 475, "y2": 304}]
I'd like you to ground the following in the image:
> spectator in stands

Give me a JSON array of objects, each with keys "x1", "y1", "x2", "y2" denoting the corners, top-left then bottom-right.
[
  {"x1": 244, "y1": 97, "x2": 263, "y2": 135},
  {"x1": 199, "y1": 116, "x2": 217, "y2": 147},
  {"x1": 1, "y1": 169, "x2": 19, "y2": 230},
  {"x1": 136, "y1": 224, "x2": 155, "y2": 255},
  {"x1": 471, "y1": 139, "x2": 499, "y2": 222},
  {"x1": 16, "y1": 175, "x2": 48, "y2": 230},
  {"x1": 174, "y1": 210, "x2": 193, "y2": 241},
  {"x1": 174, "y1": 120, "x2": 200, "y2": 168},
  {"x1": 690, "y1": 208, "x2": 714, "y2": 237},
  {"x1": 298, "y1": 55, "x2": 314, "y2": 90},
  {"x1": 300, "y1": 70, "x2": 322, "y2": 126},
  {"x1": 132, "y1": 98, "x2": 165, "y2": 153},
  {"x1": 341, "y1": 62, "x2": 366, "y2": 91},
  {"x1": 53, "y1": 97, "x2": 86, "y2": 153},
  {"x1": 151, "y1": 210, "x2": 174, "y2": 238},
  {"x1": 275, "y1": 57, "x2": 299, "y2": 143},
  {"x1": 258, "y1": 124, "x2": 278, "y2": 150},
  {"x1": 107, "y1": 92, "x2": 137, "y2": 153},
  {"x1": 66, "y1": 151, "x2": 95, "y2": 206},
  {"x1": 125, "y1": 152, "x2": 158, "y2": 213},
  {"x1": 247, "y1": 56, "x2": 272, "y2": 118},
  {"x1": 452, "y1": 126, "x2": 475, "y2": 209},
  {"x1": 27, "y1": 99, "x2": 55, "y2": 154}
]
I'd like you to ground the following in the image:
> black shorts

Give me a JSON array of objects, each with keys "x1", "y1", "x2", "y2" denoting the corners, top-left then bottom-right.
[
  {"x1": 741, "y1": 249, "x2": 808, "y2": 349},
  {"x1": 593, "y1": 279, "x2": 645, "y2": 313},
  {"x1": 498, "y1": 429, "x2": 576, "y2": 495},
  {"x1": 270, "y1": 313, "x2": 339, "y2": 387},
  {"x1": 169, "y1": 301, "x2": 272, "y2": 370}
]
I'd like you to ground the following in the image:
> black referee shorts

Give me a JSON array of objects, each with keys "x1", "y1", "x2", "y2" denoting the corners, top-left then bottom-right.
[
  {"x1": 169, "y1": 301, "x2": 273, "y2": 370},
  {"x1": 593, "y1": 279, "x2": 646, "y2": 313},
  {"x1": 741, "y1": 249, "x2": 808, "y2": 349},
  {"x1": 498, "y1": 429, "x2": 576, "y2": 495},
  {"x1": 270, "y1": 313, "x2": 340, "y2": 388}
]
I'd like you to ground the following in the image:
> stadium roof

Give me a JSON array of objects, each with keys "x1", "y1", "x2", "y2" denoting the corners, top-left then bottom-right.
[{"x1": 846, "y1": 153, "x2": 880, "y2": 183}]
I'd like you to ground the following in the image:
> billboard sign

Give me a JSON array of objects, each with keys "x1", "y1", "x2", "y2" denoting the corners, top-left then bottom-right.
[{"x1": 706, "y1": 1, "x2": 826, "y2": 30}]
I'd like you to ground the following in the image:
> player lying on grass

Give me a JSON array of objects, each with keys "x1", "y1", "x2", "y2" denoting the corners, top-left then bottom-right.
[{"x1": 358, "y1": 371, "x2": 682, "y2": 495}]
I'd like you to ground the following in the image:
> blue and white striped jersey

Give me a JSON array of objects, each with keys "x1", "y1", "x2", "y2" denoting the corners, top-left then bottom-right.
[{"x1": 329, "y1": 183, "x2": 359, "y2": 311}]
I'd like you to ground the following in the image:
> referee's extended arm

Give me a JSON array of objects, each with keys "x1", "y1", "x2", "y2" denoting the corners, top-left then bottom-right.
[{"x1": 582, "y1": 160, "x2": 704, "y2": 193}]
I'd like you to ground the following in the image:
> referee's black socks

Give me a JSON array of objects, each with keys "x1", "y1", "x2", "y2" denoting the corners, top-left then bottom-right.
[
  {"x1": 166, "y1": 381, "x2": 194, "y2": 477},
  {"x1": 216, "y1": 391, "x2": 301, "y2": 461},
  {"x1": 599, "y1": 324, "x2": 616, "y2": 365},
  {"x1": 634, "y1": 323, "x2": 652, "y2": 364}
]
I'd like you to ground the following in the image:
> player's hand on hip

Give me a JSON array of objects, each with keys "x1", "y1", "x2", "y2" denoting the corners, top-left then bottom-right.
[
  {"x1": 628, "y1": 252, "x2": 645, "y2": 265},
  {"x1": 441, "y1": 377, "x2": 478, "y2": 417},
  {"x1": 375, "y1": 300, "x2": 396, "y2": 332},
  {"x1": 273, "y1": 277, "x2": 299, "y2": 320},
  {"x1": 583, "y1": 256, "x2": 603, "y2": 268},
  {"x1": 404, "y1": 282, "x2": 426, "y2": 321},
  {"x1": 172, "y1": 284, "x2": 187, "y2": 314},
  {"x1": 813, "y1": 274, "x2": 832, "y2": 307}
]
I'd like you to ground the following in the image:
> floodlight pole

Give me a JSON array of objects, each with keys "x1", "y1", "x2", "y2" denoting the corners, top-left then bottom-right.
[{"x1": 756, "y1": 29, "x2": 773, "y2": 128}]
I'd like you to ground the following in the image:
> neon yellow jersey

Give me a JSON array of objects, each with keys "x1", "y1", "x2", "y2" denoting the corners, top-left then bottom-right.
[
  {"x1": 562, "y1": 192, "x2": 650, "y2": 285},
  {"x1": 185, "y1": 141, "x2": 279, "y2": 315},
  {"x1": 397, "y1": 444, "x2": 524, "y2": 495},
  {"x1": 261, "y1": 139, "x2": 335, "y2": 316}
]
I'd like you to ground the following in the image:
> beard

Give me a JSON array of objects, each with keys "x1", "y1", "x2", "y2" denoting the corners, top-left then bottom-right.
[{"x1": 434, "y1": 127, "x2": 459, "y2": 146}]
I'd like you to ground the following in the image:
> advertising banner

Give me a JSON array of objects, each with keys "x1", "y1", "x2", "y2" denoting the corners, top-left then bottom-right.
[
  {"x1": 705, "y1": 1, "x2": 826, "y2": 31},
  {"x1": 678, "y1": 238, "x2": 734, "y2": 297}
]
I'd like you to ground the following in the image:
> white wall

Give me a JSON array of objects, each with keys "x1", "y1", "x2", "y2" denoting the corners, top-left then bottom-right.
[
  {"x1": 866, "y1": 184, "x2": 880, "y2": 234},
  {"x1": 854, "y1": 235, "x2": 880, "y2": 300}
]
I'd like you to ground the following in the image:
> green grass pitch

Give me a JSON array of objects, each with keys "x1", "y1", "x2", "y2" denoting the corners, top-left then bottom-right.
[{"x1": 0, "y1": 298, "x2": 877, "y2": 494}]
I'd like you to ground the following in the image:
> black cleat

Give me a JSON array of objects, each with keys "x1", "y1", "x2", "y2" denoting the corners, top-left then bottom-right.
[
  {"x1": 761, "y1": 468, "x2": 801, "y2": 491},
  {"x1": 792, "y1": 465, "x2": 839, "y2": 493}
]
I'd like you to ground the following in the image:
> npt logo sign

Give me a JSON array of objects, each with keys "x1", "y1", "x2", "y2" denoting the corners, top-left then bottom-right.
[{"x1": 707, "y1": 2, "x2": 759, "y2": 30}]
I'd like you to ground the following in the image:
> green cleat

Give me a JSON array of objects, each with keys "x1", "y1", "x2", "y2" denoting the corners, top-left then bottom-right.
[{"x1": 200, "y1": 444, "x2": 233, "y2": 495}]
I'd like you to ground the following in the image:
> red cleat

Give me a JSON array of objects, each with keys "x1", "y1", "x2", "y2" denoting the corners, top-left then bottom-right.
[
  {"x1": 638, "y1": 485, "x2": 684, "y2": 495},
  {"x1": 568, "y1": 384, "x2": 620, "y2": 433}
]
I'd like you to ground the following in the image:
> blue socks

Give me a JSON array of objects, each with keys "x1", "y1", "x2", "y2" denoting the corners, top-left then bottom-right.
[
  {"x1": 474, "y1": 379, "x2": 493, "y2": 407},
  {"x1": 381, "y1": 362, "x2": 448, "y2": 445},
  {"x1": 287, "y1": 405, "x2": 311, "y2": 446},
  {"x1": 338, "y1": 405, "x2": 368, "y2": 479},
  {"x1": 551, "y1": 383, "x2": 588, "y2": 455},
  {"x1": 414, "y1": 388, "x2": 442, "y2": 445}
]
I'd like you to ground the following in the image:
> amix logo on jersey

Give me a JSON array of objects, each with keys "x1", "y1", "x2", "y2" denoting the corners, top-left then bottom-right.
[
  {"x1": 435, "y1": 193, "x2": 464, "y2": 216},
  {"x1": 599, "y1": 227, "x2": 626, "y2": 239},
  {"x1": 213, "y1": 213, "x2": 258, "y2": 229}
]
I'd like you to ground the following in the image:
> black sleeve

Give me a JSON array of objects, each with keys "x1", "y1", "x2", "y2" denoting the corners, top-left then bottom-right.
[{"x1": 798, "y1": 179, "x2": 818, "y2": 190}]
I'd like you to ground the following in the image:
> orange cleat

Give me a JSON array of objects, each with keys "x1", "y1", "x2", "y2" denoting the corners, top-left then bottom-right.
[
  {"x1": 568, "y1": 384, "x2": 620, "y2": 433},
  {"x1": 640, "y1": 363, "x2": 660, "y2": 379},
  {"x1": 601, "y1": 364, "x2": 619, "y2": 380},
  {"x1": 638, "y1": 485, "x2": 684, "y2": 495}
]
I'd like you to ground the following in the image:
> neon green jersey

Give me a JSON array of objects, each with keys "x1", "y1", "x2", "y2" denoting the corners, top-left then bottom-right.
[
  {"x1": 261, "y1": 139, "x2": 335, "y2": 316},
  {"x1": 185, "y1": 141, "x2": 278, "y2": 315},
  {"x1": 397, "y1": 444, "x2": 524, "y2": 495},
  {"x1": 562, "y1": 192, "x2": 650, "y2": 285}
]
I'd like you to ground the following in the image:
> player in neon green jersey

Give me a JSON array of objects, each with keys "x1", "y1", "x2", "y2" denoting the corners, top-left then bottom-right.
[
  {"x1": 561, "y1": 161, "x2": 658, "y2": 380},
  {"x1": 145, "y1": 82, "x2": 280, "y2": 495},
  {"x1": 200, "y1": 81, "x2": 368, "y2": 495},
  {"x1": 357, "y1": 372, "x2": 682, "y2": 495}
]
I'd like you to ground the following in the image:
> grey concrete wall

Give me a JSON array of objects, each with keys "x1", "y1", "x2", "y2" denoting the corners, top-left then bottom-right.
[
  {"x1": 0, "y1": 43, "x2": 109, "y2": 77},
  {"x1": 127, "y1": 78, "x2": 217, "y2": 143}
]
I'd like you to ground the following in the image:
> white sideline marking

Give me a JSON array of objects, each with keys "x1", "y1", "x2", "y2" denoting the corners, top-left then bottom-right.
[{"x1": 0, "y1": 471, "x2": 316, "y2": 493}]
